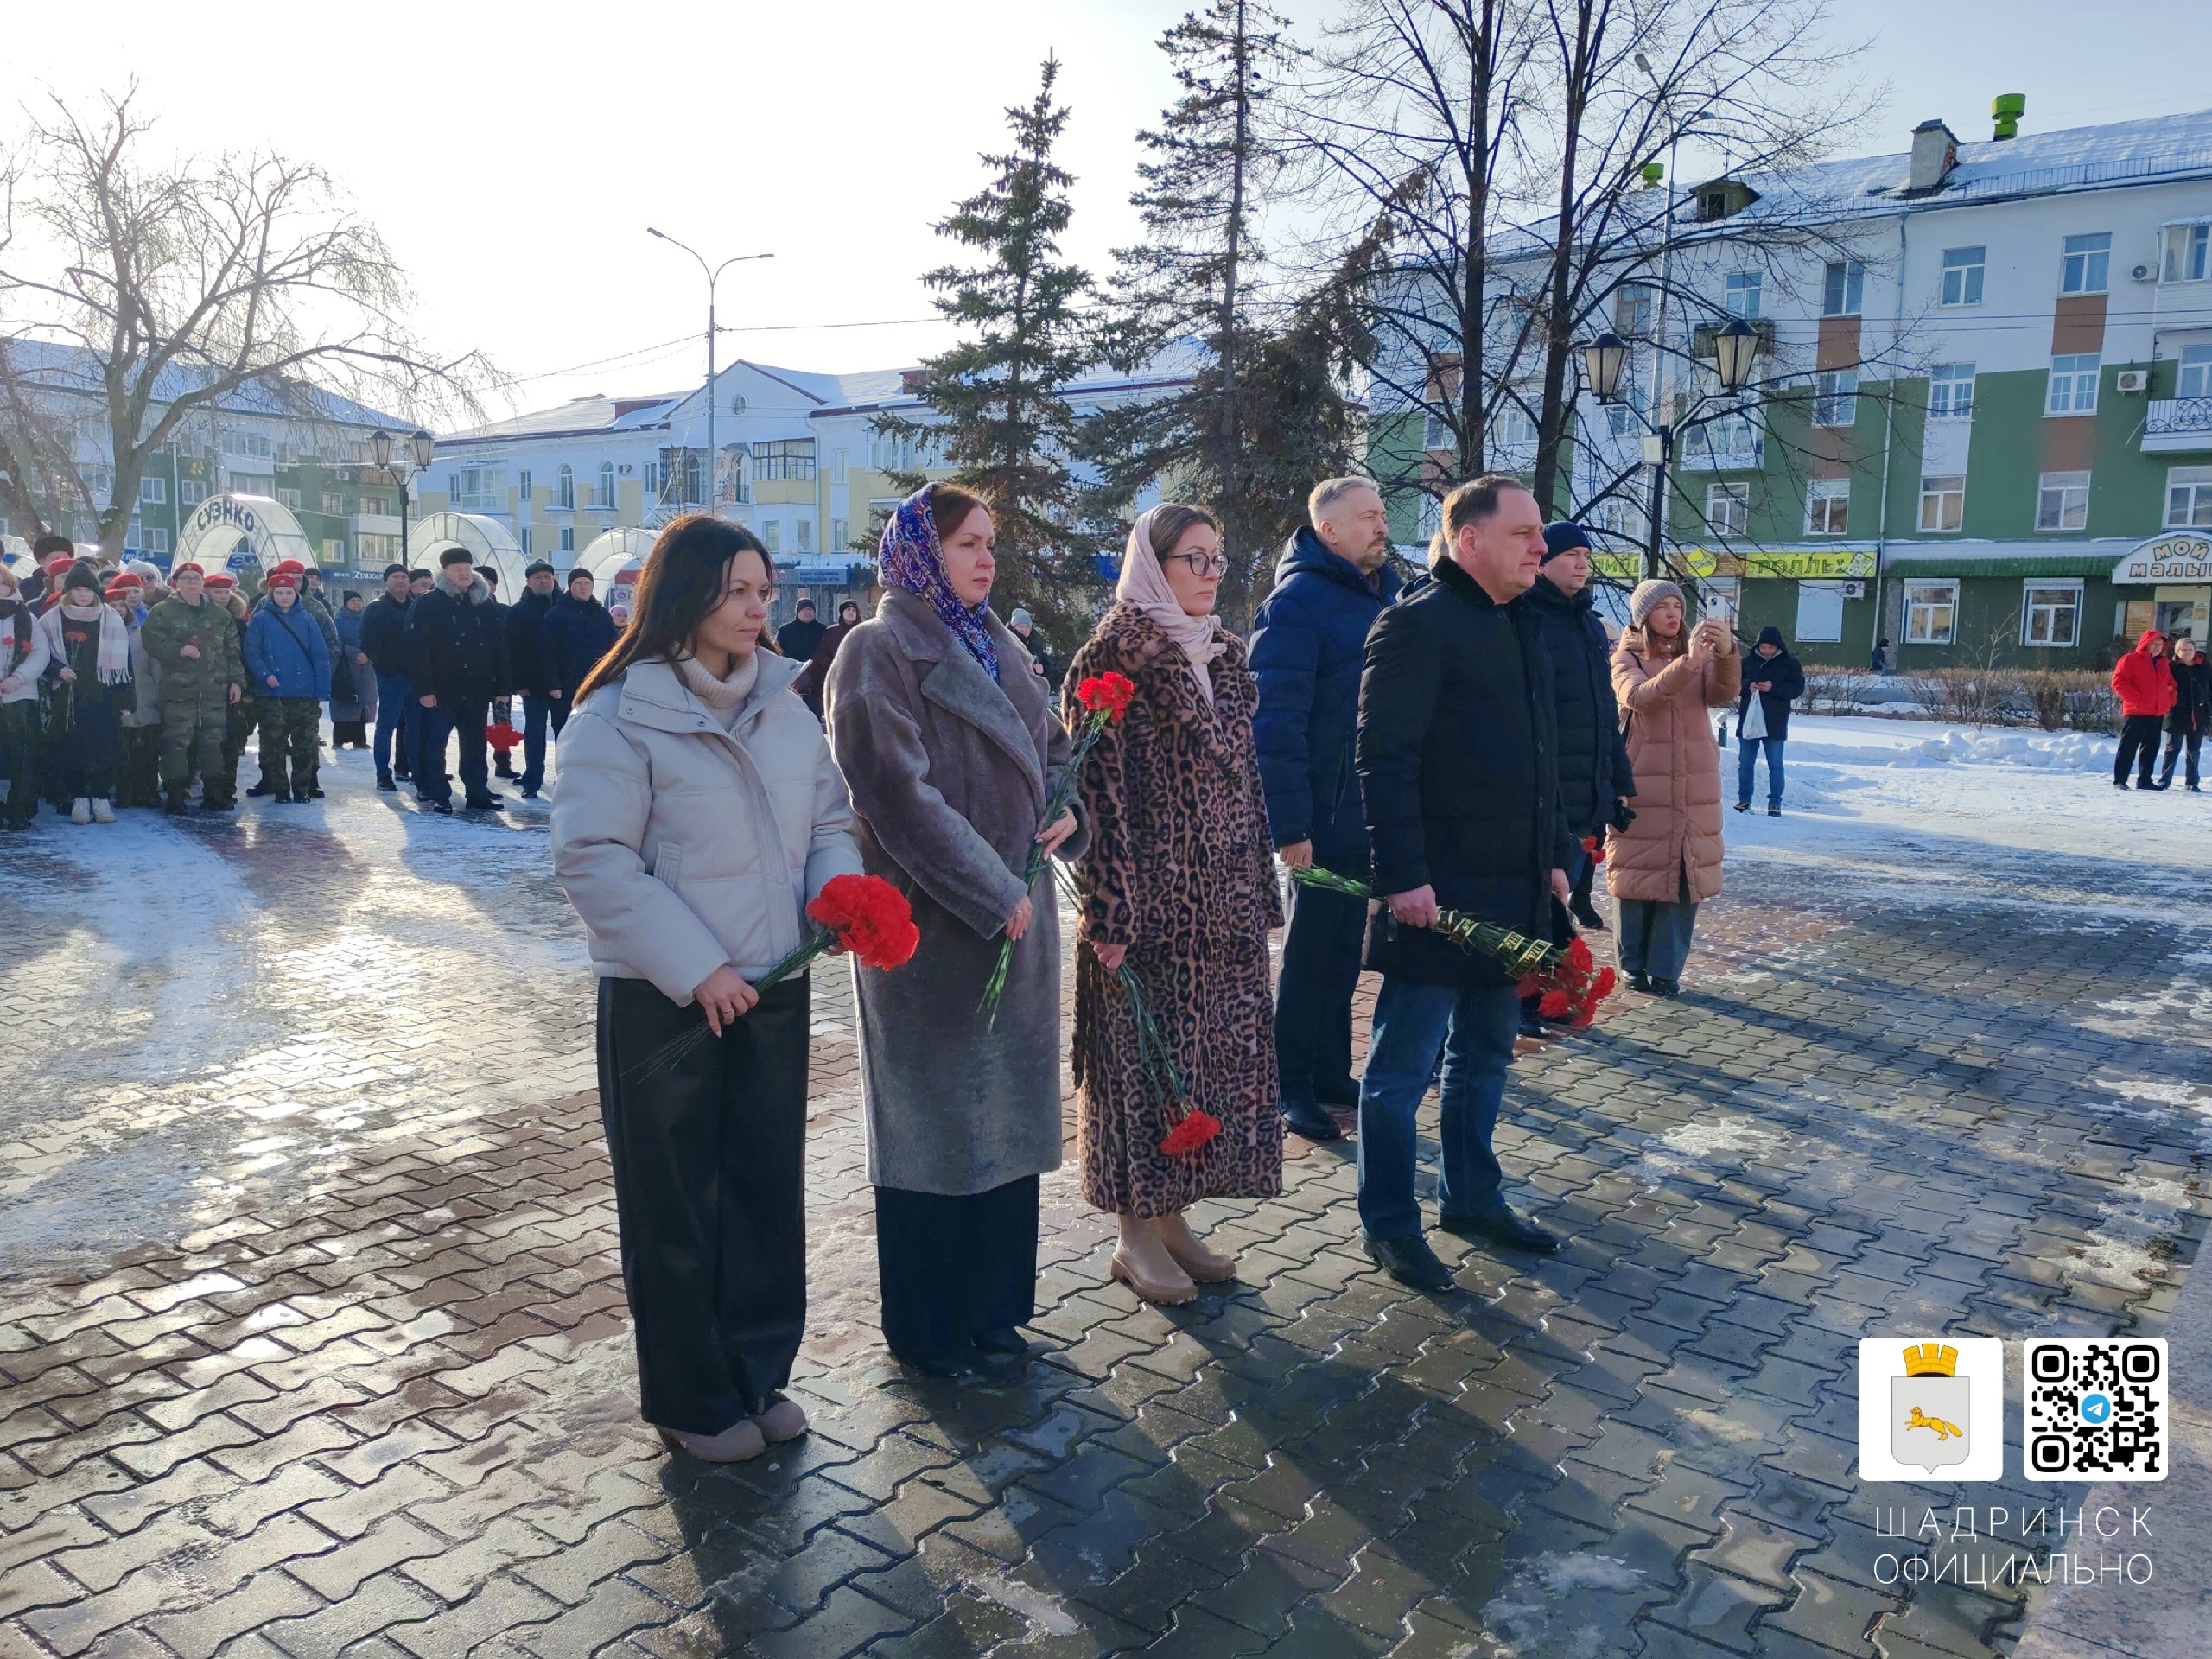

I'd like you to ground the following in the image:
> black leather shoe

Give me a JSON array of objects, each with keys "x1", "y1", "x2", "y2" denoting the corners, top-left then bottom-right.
[
  {"x1": 1651, "y1": 976, "x2": 1681, "y2": 997},
  {"x1": 1440, "y1": 1206, "x2": 1560, "y2": 1254},
  {"x1": 246, "y1": 783, "x2": 273, "y2": 798},
  {"x1": 1629, "y1": 970, "x2": 1653, "y2": 994},
  {"x1": 1363, "y1": 1233, "x2": 1455, "y2": 1292},
  {"x1": 463, "y1": 795, "x2": 505, "y2": 811},
  {"x1": 426, "y1": 799, "x2": 454, "y2": 815},
  {"x1": 1281, "y1": 1099, "x2": 1344, "y2": 1142},
  {"x1": 377, "y1": 773, "x2": 397, "y2": 792}
]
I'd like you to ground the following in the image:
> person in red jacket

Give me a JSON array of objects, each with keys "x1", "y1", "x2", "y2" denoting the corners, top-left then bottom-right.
[{"x1": 2112, "y1": 629, "x2": 2177, "y2": 789}]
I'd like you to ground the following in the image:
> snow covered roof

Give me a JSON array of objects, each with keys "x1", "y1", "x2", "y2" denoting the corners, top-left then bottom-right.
[
  {"x1": 0, "y1": 336, "x2": 408, "y2": 429},
  {"x1": 443, "y1": 392, "x2": 684, "y2": 443}
]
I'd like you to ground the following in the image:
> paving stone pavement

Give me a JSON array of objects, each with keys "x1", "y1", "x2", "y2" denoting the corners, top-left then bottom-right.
[{"x1": 2, "y1": 747, "x2": 2209, "y2": 1658}]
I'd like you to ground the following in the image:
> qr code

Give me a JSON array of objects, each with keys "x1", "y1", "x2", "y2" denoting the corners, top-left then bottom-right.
[{"x1": 2024, "y1": 1338, "x2": 2168, "y2": 1482}]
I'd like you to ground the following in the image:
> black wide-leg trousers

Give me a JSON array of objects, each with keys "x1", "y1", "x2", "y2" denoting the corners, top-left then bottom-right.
[
  {"x1": 874, "y1": 1176, "x2": 1039, "y2": 1365},
  {"x1": 596, "y1": 974, "x2": 810, "y2": 1435}
]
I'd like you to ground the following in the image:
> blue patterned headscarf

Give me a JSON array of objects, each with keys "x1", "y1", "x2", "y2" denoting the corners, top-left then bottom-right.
[{"x1": 878, "y1": 486, "x2": 999, "y2": 683}]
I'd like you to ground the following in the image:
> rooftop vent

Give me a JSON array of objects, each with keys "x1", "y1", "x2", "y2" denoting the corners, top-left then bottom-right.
[
  {"x1": 1992, "y1": 93, "x2": 2025, "y2": 141},
  {"x1": 1907, "y1": 120, "x2": 1959, "y2": 194}
]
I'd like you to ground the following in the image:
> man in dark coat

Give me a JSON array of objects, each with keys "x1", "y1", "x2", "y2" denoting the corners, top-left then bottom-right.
[
  {"x1": 359, "y1": 564, "x2": 418, "y2": 791},
  {"x1": 538, "y1": 568, "x2": 619, "y2": 711},
  {"x1": 1250, "y1": 476, "x2": 1401, "y2": 1141},
  {"x1": 506, "y1": 560, "x2": 562, "y2": 798},
  {"x1": 407, "y1": 547, "x2": 509, "y2": 813},
  {"x1": 1355, "y1": 476, "x2": 1574, "y2": 1287},
  {"x1": 776, "y1": 599, "x2": 827, "y2": 665},
  {"x1": 1733, "y1": 624, "x2": 1805, "y2": 815},
  {"x1": 2159, "y1": 634, "x2": 2210, "y2": 791},
  {"x1": 1520, "y1": 522, "x2": 1635, "y2": 1032}
]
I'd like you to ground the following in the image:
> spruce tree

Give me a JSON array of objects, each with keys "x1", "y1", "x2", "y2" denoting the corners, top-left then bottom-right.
[{"x1": 875, "y1": 58, "x2": 1093, "y2": 632}]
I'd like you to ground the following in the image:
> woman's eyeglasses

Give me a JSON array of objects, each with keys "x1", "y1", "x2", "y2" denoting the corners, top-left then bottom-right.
[{"x1": 1165, "y1": 552, "x2": 1227, "y2": 579}]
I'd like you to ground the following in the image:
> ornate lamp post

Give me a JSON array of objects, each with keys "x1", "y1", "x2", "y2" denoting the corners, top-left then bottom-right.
[{"x1": 371, "y1": 428, "x2": 436, "y2": 568}]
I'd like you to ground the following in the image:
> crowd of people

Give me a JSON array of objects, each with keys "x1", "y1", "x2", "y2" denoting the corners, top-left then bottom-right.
[
  {"x1": 545, "y1": 472, "x2": 1760, "y2": 1464},
  {"x1": 2112, "y1": 626, "x2": 2210, "y2": 791}
]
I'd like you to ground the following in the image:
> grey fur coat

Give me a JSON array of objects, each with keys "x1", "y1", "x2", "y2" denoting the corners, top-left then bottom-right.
[{"x1": 825, "y1": 590, "x2": 1089, "y2": 1196}]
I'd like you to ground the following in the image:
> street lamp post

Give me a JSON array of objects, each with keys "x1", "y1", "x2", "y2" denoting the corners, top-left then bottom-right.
[
  {"x1": 646, "y1": 230, "x2": 773, "y2": 514},
  {"x1": 371, "y1": 429, "x2": 437, "y2": 568},
  {"x1": 1584, "y1": 319, "x2": 1760, "y2": 580}
]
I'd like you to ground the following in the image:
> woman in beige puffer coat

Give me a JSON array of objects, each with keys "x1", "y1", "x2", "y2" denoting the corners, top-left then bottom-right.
[{"x1": 1605, "y1": 579, "x2": 1740, "y2": 995}]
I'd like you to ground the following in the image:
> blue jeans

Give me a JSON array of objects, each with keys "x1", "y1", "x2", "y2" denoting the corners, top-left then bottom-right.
[
  {"x1": 1274, "y1": 875, "x2": 1367, "y2": 1106},
  {"x1": 373, "y1": 672, "x2": 422, "y2": 779},
  {"x1": 1357, "y1": 979, "x2": 1522, "y2": 1241},
  {"x1": 1737, "y1": 734, "x2": 1785, "y2": 806},
  {"x1": 520, "y1": 694, "x2": 569, "y2": 791}
]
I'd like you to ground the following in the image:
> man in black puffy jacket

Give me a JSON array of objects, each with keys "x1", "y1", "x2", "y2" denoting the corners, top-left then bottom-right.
[
  {"x1": 406, "y1": 547, "x2": 509, "y2": 812},
  {"x1": 505, "y1": 561, "x2": 562, "y2": 798},
  {"x1": 1355, "y1": 476, "x2": 1574, "y2": 1287},
  {"x1": 1734, "y1": 625, "x2": 1805, "y2": 814},
  {"x1": 358, "y1": 563, "x2": 418, "y2": 789},
  {"x1": 539, "y1": 569, "x2": 620, "y2": 710}
]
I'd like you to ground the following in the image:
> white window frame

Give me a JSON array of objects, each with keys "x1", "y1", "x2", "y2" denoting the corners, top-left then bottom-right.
[
  {"x1": 2022, "y1": 581, "x2": 2083, "y2": 648},
  {"x1": 180, "y1": 480, "x2": 207, "y2": 507},
  {"x1": 138, "y1": 476, "x2": 166, "y2": 504},
  {"x1": 1796, "y1": 580, "x2": 1847, "y2": 643},
  {"x1": 555, "y1": 465, "x2": 575, "y2": 511},
  {"x1": 321, "y1": 492, "x2": 342, "y2": 515},
  {"x1": 1821, "y1": 260, "x2": 1865, "y2": 317},
  {"x1": 1928, "y1": 363, "x2": 1976, "y2": 420},
  {"x1": 1904, "y1": 580, "x2": 1959, "y2": 645},
  {"x1": 2166, "y1": 466, "x2": 2212, "y2": 529},
  {"x1": 277, "y1": 487, "x2": 302, "y2": 511},
  {"x1": 832, "y1": 518, "x2": 848, "y2": 550},
  {"x1": 1812, "y1": 370, "x2": 1858, "y2": 428},
  {"x1": 2046, "y1": 353, "x2": 2100, "y2": 416},
  {"x1": 2036, "y1": 469, "x2": 2091, "y2": 532},
  {"x1": 2177, "y1": 345, "x2": 2212, "y2": 401},
  {"x1": 596, "y1": 461, "x2": 617, "y2": 510},
  {"x1": 761, "y1": 519, "x2": 781, "y2": 556},
  {"x1": 140, "y1": 526, "x2": 168, "y2": 554},
  {"x1": 2164, "y1": 223, "x2": 2210, "y2": 284},
  {"x1": 796, "y1": 518, "x2": 814, "y2": 554},
  {"x1": 558, "y1": 525, "x2": 575, "y2": 553},
  {"x1": 1804, "y1": 478, "x2": 1849, "y2": 536},
  {"x1": 1724, "y1": 271, "x2": 1763, "y2": 319},
  {"x1": 831, "y1": 449, "x2": 849, "y2": 486},
  {"x1": 1940, "y1": 246, "x2": 1986, "y2": 307},
  {"x1": 321, "y1": 538, "x2": 346, "y2": 565},
  {"x1": 1422, "y1": 413, "x2": 1452, "y2": 451},
  {"x1": 1917, "y1": 474, "x2": 1965, "y2": 532},
  {"x1": 2061, "y1": 232, "x2": 2112, "y2": 296},
  {"x1": 1614, "y1": 284, "x2": 1656, "y2": 335},
  {"x1": 1706, "y1": 481, "x2": 1749, "y2": 537}
]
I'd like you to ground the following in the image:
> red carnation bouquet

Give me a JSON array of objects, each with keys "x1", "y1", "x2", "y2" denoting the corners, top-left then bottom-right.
[
  {"x1": 978, "y1": 670, "x2": 1137, "y2": 1023},
  {"x1": 757, "y1": 874, "x2": 920, "y2": 989},
  {"x1": 485, "y1": 721, "x2": 523, "y2": 754},
  {"x1": 1517, "y1": 934, "x2": 1617, "y2": 1029},
  {"x1": 1582, "y1": 835, "x2": 1606, "y2": 866}
]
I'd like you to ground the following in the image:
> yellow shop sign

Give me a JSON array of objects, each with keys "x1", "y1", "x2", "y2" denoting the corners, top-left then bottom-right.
[
  {"x1": 1741, "y1": 550, "x2": 1875, "y2": 578},
  {"x1": 1592, "y1": 549, "x2": 1719, "y2": 580}
]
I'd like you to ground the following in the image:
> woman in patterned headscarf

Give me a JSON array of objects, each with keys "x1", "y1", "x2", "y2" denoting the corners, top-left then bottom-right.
[{"x1": 824, "y1": 485, "x2": 1088, "y2": 1377}]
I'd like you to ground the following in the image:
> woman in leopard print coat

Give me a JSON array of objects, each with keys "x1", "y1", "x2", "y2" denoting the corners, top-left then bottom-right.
[{"x1": 1066, "y1": 505, "x2": 1283, "y2": 1305}]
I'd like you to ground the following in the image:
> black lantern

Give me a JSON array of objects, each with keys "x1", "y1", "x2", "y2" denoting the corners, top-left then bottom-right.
[
  {"x1": 1713, "y1": 318, "x2": 1760, "y2": 391},
  {"x1": 1584, "y1": 332, "x2": 1630, "y2": 404},
  {"x1": 370, "y1": 429, "x2": 393, "y2": 471},
  {"x1": 410, "y1": 429, "x2": 435, "y2": 471}
]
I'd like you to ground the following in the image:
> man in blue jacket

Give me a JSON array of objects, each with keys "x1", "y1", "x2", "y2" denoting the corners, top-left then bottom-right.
[
  {"x1": 242, "y1": 571, "x2": 332, "y2": 805},
  {"x1": 1250, "y1": 476, "x2": 1402, "y2": 1142}
]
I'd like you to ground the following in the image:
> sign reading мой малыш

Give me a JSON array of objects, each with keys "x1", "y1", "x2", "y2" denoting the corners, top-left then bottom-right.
[{"x1": 2113, "y1": 533, "x2": 2212, "y2": 585}]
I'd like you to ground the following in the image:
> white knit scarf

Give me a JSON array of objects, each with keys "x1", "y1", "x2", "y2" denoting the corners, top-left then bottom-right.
[{"x1": 60, "y1": 599, "x2": 132, "y2": 685}]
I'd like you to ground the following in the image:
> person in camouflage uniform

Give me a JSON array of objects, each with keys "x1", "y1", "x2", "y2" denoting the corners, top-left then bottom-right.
[
  {"x1": 141, "y1": 563, "x2": 244, "y2": 813},
  {"x1": 207, "y1": 573, "x2": 255, "y2": 808}
]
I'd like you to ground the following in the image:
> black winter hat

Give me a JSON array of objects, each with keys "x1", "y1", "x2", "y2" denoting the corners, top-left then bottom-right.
[
  {"x1": 383, "y1": 563, "x2": 409, "y2": 579},
  {"x1": 525, "y1": 560, "x2": 556, "y2": 577},
  {"x1": 63, "y1": 563, "x2": 102, "y2": 594},
  {"x1": 1541, "y1": 521, "x2": 1593, "y2": 563},
  {"x1": 566, "y1": 567, "x2": 593, "y2": 585},
  {"x1": 1756, "y1": 625, "x2": 1786, "y2": 650}
]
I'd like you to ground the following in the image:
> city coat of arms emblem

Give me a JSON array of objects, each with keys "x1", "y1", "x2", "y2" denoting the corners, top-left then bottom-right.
[{"x1": 1892, "y1": 1343, "x2": 1972, "y2": 1472}]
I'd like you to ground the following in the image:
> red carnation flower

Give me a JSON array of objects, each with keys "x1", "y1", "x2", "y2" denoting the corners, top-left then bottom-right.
[
  {"x1": 1077, "y1": 671, "x2": 1137, "y2": 722},
  {"x1": 1592, "y1": 965, "x2": 1618, "y2": 999},
  {"x1": 485, "y1": 721, "x2": 523, "y2": 753},
  {"x1": 1160, "y1": 1109, "x2": 1221, "y2": 1157},
  {"x1": 1567, "y1": 936, "x2": 1595, "y2": 976},
  {"x1": 1570, "y1": 1000, "x2": 1598, "y2": 1028},
  {"x1": 1539, "y1": 990, "x2": 1572, "y2": 1020},
  {"x1": 806, "y1": 874, "x2": 920, "y2": 970},
  {"x1": 1582, "y1": 835, "x2": 1606, "y2": 866}
]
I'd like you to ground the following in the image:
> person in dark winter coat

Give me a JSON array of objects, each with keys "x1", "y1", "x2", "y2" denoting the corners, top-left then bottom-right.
[
  {"x1": 243, "y1": 573, "x2": 332, "y2": 803},
  {"x1": 2112, "y1": 630, "x2": 2177, "y2": 789},
  {"x1": 506, "y1": 561, "x2": 563, "y2": 797},
  {"x1": 793, "y1": 599, "x2": 862, "y2": 714},
  {"x1": 538, "y1": 570, "x2": 620, "y2": 710},
  {"x1": 1355, "y1": 478, "x2": 1575, "y2": 1292},
  {"x1": 34, "y1": 566, "x2": 133, "y2": 823},
  {"x1": 359, "y1": 565, "x2": 419, "y2": 789},
  {"x1": 776, "y1": 599, "x2": 827, "y2": 666},
  {"x1": 331, "y1": 592, "x2": 372, "y2": 747},
  {"x1": 1249, "y1": 477, "x2": 1401, "y2": 1141},
  {"x1": 1525, "y1": 522, "x2": 1633, "y2": 920},
  {"x1": 2158, "y1": 635, "x2": 2209, "y2": 791},
  {"x1": 1733, "y1": 624, "x2": 1805, "y2": 814},
  {"x1": 1006, "y1": 608, "x2": 1060, "y2": 689},
  {"x1": 407, "y1": 547, "x2": 510, "y2": 812}
]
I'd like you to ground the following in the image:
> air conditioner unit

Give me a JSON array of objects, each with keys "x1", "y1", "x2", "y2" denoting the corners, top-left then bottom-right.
[
  {"x1": 2115, "y1": 370, "x2": 2150, "y2": 394},
  {"x1": 1842, "y1": 580, "x2": 1866, "y2": 599},
  {"x1": 2132, "y1": 263, "x2": 2155, "y2": 283}
]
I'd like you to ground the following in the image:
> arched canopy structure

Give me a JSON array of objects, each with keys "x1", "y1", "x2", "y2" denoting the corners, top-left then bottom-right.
[
  {"x1": 410, "y1": 512, "x2": 527, "y2": 598},
  {"x1": 0, "y1": 535, "x2": 31, "y2": 582},
  {"x1": 173, "y1": 493, "x2": 317, "y2": 575},
  {"x1": 586, "y1": 527, "x2": 655, "y2": 613}
]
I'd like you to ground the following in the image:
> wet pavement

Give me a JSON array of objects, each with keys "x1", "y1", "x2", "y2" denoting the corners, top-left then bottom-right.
[{"x1": 1, "y1": 739, "x2": 2208, "y2": 1658}]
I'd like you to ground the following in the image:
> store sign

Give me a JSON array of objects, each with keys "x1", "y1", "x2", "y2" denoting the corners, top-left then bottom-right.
[
  {"x1": 1742, "y1": 550, "x2": 1876, "y2": 579},
  {"x1": 2113, "y1": 533, "x2": 2212, "y2": 585},
  {"x1": 1592, "y1": 549, "x2": 1719, "y2": 580}
]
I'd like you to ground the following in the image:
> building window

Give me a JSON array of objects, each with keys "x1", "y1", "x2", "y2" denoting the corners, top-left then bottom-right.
[
  {"x1": 2045, "y1": 353, "x2": 2100, "y2": 415},
  {"x1": 277, "y1": 488, "x2": 302, "y2": 511},
  {"x1": 556, "y1": 465, "x2": 575, "y2": 510},
  {"x1": 322, "y1": 538, "x2": 346, "y2": 564},
  {"x1": 1796, "y1": 580, "x2": 1847, "y2": 643},
  {"x1": 2060, "y1": 232, "x2": 2112, "y2": 296},
  {"x1": 1804, "y1": 478, "x2": 1849, "y2": 535},
  {"x1": 751, "y1": 440, "x2": 817, "y2": 482},
  {"x1": 2023, "y1": 582, "x2": 2082, "y2": 647},
  {"x1": 830, "y1": 450, "x2": 849, "y2": 485},
  {"x1": 1821, "y1": 260, "x2": 1864, "y2": 317},
  {"x1": 1940, "y1": 246, "x2": 1986, "y2": 307},
  {"x1": 1706, "y1": 481, "x2": 1749, "y2": 537},
  {"x1": 1417, "y1": 494, "x2": 1443, "y2": 541},
  {"x1": 1724, "y1": 271, "x2": 1763, "y2": 318},
  {"x1": 321, "y1": 492, "x2": 342, "y2": 515},
  {"x1": 138, "y1": 476, "x2": 166, "y2": 504},
  {"x1": 1928, "y1": 363, "x2": 1976, "y2": 419},
  {"x1": 2036, "y1": 469, "x2": 2091, "y2": 531},
  {"x1": 2177, "y1": 345, "x2": 2212, "y2": 400},
  {"x1": 1812, "y1": 370, "x2": 1858, "y2": 427},
  {"x1": 831, "y1": 518, "x2": 848, "y2": 550},
  {"x1": 1422, "y1": 413, "x2": 1452, "y2": 451},
  {"x1": 1904, "y1": 581, "x2": 1958, "y2": 645},
  {"x1": 2164, "y1": 223, "x2": 2210, "y2": 283},
  {"x1": 868, "y1": 435, "x2": 928, "y2": 474},
  {"x1": 559, "y1": 526, "x2": 574, "y2": 552},
  {"x1": 761, "y1": 520, "x2": 781, "y2": 556},
  {"x1": 141, "y1": 526, "x2": 169, "y2": 554},
  {"x1": 360, "y1": 493, "x2": 390, "y2": 516},
  {"x1": 596, "y1": 461, "x2": 617, "y2": 509},
  {"x1": 519, "y1": 526, "x2": 534, "y2": 556},
  {"x1": 454, "y1": 467, "x2": 507, "y2": 513},
  {"x1": 180, "y1": 480, "x2": 207, "y2": 506},
  {"x1": 796, "y1": 518, "x2": 813, "y2": 554},
  {"x1": 2167, "y1": 466, "x2": 2212, "y2": 528},
  {"x1": 518, "y1": 469, "x2": 532, "y2": 499},
  {"x1": 1918, "y1": 475, "x2": 1965, "y2": 532},
  {"x1": 1614, "y1": 284, "x2": 1655, "y2": 335}
]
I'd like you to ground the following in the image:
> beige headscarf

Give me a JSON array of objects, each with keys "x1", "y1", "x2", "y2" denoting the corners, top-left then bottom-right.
[{"x1": 1118, "y1": 505, "x2": 1227, "y2": 703}]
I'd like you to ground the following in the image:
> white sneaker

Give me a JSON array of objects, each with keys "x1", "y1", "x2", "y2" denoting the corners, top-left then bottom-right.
[
  {"x1": 70, "y1": 798, "x2": 92, "y2": 824},
  {"x1": 91, "y1": 798, "x2": 115, "y2": 824}
]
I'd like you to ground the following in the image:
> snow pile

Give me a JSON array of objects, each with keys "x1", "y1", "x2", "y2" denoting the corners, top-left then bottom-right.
[{"x1": 1892, "y1": 728, "x2": 2115, "y2": 772}]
